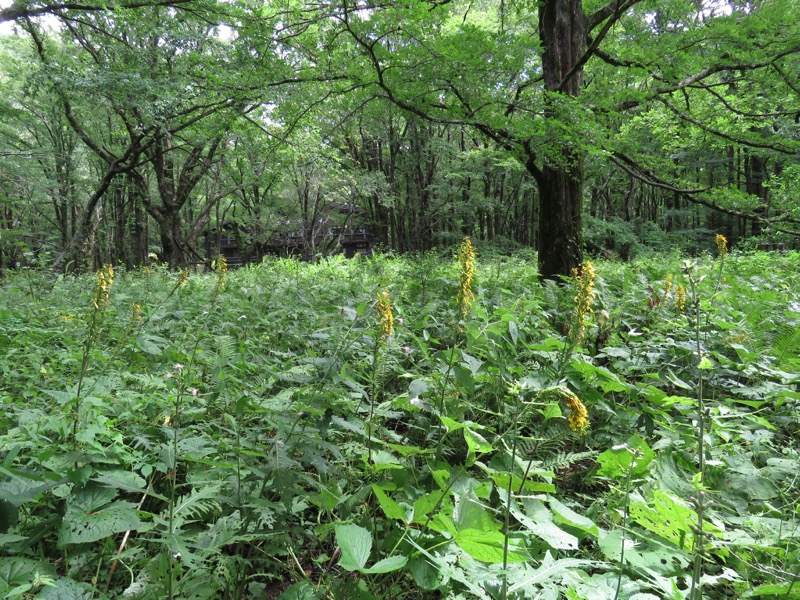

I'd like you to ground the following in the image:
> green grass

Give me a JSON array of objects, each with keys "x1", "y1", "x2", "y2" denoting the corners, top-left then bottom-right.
[{"x1": 1, "y1": 249, "x2": 799, "y2": 599}]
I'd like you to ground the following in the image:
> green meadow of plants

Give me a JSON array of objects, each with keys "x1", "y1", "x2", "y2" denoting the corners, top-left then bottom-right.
[{"x1": 1, "y1": 244, "x2": 799, "y2": 600}]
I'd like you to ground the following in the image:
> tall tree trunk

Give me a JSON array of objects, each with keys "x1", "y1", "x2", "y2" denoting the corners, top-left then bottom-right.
[{"x1": 536, "y1": 0, "x2": 587, "y2": 279}]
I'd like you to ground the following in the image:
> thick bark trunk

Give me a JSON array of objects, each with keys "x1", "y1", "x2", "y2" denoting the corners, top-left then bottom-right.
[
  {"x1": 157, "y1": 210, "x2": 185, "y2": 268},
  {"x1": 537, "y1": 162, "x2": 584, "y2": 278},
  {"x1": 536, "y1": 0, "x2": 587, "y2": 279}
]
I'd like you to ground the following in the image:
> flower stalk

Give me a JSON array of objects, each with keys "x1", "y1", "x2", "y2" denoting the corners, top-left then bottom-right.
[{"x1": 457, "y1": 237, "x2": 476, "y2": 321}]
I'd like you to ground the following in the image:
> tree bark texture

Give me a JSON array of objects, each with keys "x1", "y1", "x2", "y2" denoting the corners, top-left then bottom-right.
[{"x1": 536, "y1": 0, "x2": 587, "y2": 279}]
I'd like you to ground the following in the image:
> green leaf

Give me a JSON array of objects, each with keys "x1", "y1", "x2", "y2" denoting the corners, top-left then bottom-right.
[
  {"x1": 463, "y1": 427, "x2": 493, "y2": 465},
  {"x1": 335, "y1": 524, "x2": 372, "y2": 571},
  {"x1": 453, "y1": 529, "x2": 527, "y2": 563},
  {"x1": 0, "y1": 558, "x2": 55, "y2": 596},
  {"x1": 629, "y1": 491, "x2": 723, "y2": 549},
  {"x1": 453, "y1": 364, "x2": 475, "y2": 394},
  {"x1": 371, "y1": 485, "x2": 407, "y2": 522},
  {"x1": 507, "y1": 552, "x2": 593, "y2": 593},
  {"x1": 597, "y1": 435, "x2": 654, "y2": 479},
  {"x1": 38, "y1": 577, "x2": 109, "y2": 599},
  {"x1": 277, "y1": 580, "x2": 320, "y2": 600},
  {"x1": 698, "y1": 355, "x2": 714, "y2": 369},
  {"x1": 509, "y1": 498, "x2": 578, "y2": 551},
  {"x1": 361, "y1": 555, "x2": 408, "y2": 574},
  {"x1": 745, "y1": 582, "x2": 800, "y2": 597},
  {"x1": 411, "y1": 492, "x2": 447, "y2": 524},
  {"x1": 439, "y1": 416, "x2": 464, "y2": 433},
  {"x1": 549, "y1": 498, "x2": 599, "y2": 537},
  {"x1": 58, "y1": 483, "x2": 142, "y2": 547},
  {"x1": 134, "y1": 333, "x2": 165, "y2": 355},
  {"x1": 369, "y1": 449, "x2": 403, "y2": 471},
  {"x1": 0, "y1": 501, "x2": 18, "y2": 534}
]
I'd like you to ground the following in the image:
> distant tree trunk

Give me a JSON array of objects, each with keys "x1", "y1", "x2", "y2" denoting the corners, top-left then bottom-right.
[
  {"x1": 535, "y1": 0, "x2": 586, "y2": 279},
  {"x1": 744, "y1": 151, "x2": 767, "y2": 236},
  {"x1": 130, "y1": 174, "x2": 148, "y2": 266}
]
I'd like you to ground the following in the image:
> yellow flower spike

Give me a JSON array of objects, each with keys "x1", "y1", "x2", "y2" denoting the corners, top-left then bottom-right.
[
  {"x1": 376, "y1": 289, "x2": 394, "y2": 339},
  {"x1": 715, "y1": 234, "x2": 728, "y2": 257},
  {"x1": 675, "y1": 284, "x2": 687, "y2": 313},
  {"x1": 92, "y1": 264, "x2": 115, "y2": 311},
  {"x1": 664, "y1": 274, "x2": 673, "y2": 297},
  {"x1": 539, "y1": 386, "x2": 589, "y2": 435},
  {"x1": 457, "y1": 237, "x2": 476, "y2": 319},
  {"x1": 132, "y1": 303, "x2": 142, "y2": 322},
  {"x1": 213, "y1": 255, "x2": 228, "y2": 295},
  {"x1": 568, "y1": 260, "x2": 595, "y2": 345}
]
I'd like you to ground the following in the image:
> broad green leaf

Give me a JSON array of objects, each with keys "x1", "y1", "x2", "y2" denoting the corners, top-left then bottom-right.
[
  {"x1": 549, "y1": 497, "x2": 599, "y2": 537},
  {"x1": 508, "y1": 552, "x2": 594, "y2": 593},
  {"x1": 453, "y1": 364, "x2": 475, "y2": 394},
  {"x1": 277, "y1": 580, "x2": 320, "y2": 600},
  {"x1": 134, "y1": 333, "x2": 165, "y2": 356},
  {"x1": 510, "y1": 498, "x2": 578, "y2": 551},
  {"x1": 38, "y1": 577, "x2": 109, "y2": 599},
  {"x1": 58, "y1": 483, "x2": 141, "y2": 547},
  {"x1": 335, "y1": 524, "x2": 372, "y2": 571},
  {"x1": 407, "y1": 555, "x2": 444, "y2": 590},
  {"x1": 412, "y1": 492, "x2": 447, "y2": 525},
  {"x1": 629, "y1": 491, "x2": 723, "y2": 550},
  {"x1": 597, "y1": 435, "x2": 654, "y2": 479},
  {"x1": 0, "y1": 534, "x2": 26, "y2": 547},
  {"x1": 370, "y1": 449, "x2": 403, "y2": 471},
  {"x1": 453, "y1": 529, "x2": 526, "y2": 563}
]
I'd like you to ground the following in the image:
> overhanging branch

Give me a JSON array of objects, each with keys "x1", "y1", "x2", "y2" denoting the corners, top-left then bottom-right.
[{"x1": 610, "y1": 151, "x2": 800, "y2": 236}]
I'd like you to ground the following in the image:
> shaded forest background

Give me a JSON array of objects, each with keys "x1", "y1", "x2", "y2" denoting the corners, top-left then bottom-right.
[{"x1": 0, "y1": 0, "x2": 798, "y2": 275}]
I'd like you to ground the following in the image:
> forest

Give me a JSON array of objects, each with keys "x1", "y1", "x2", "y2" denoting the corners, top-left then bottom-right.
[
  {"x1": 0, "y1": 0, "x2": 798, "y2": 275},
  {"x1": 0, "y1": 0, "x2": 799, "y2": 598}
]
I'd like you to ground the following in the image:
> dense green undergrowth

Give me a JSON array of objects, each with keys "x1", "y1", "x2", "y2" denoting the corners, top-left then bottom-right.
[{"x1": 1, "y1": 247, "x2": 799, "y2": 599}]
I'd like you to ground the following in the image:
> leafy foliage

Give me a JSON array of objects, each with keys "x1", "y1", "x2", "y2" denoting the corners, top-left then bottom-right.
[{"x1": 0, "y1": 249, "x2": 798, "y2": 598}]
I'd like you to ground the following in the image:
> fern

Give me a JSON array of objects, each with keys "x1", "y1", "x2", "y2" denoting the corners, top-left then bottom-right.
[
  {"x1": 540, "y1": 451, "x2": 597, "y2": 473},
  {"x1": 517, "y1": 426, "x2": 572, "y2": 457}
]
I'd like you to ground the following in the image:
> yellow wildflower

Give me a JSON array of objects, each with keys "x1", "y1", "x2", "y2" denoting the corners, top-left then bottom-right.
[
  {"x1": 569, "y1": 261, "x2": 595, "y2": 344},
  {"x1": 213, "y1": 255, "x2": 227, "y2": 295},
  {"x1": 539, "y1": 386, "x2": 589, "y2": 434},
  {"x1": 178, "y1": 268, "x2": 190, "y2": 286},
  {"x1": 664, "y1": 274, "x2": 673, "y2": 297},
  {"x1": 132, "y1": 303, "x2": 142, "y2": 322},
  {"x1": 376, "y1": 289, "x2": 394, "y2": 339},
  {"x1": 457, "y1": 237, "x2": 476, "y2": 319},
  {"x1": 92, "y1": 264, "x2": 115, "y2": 311},
  {"x1": 675, "y1": 284, "x2": 687, "y2": 313},
  {"x1": 715, "y1": 234, "x2": 728, "y2": 257}
]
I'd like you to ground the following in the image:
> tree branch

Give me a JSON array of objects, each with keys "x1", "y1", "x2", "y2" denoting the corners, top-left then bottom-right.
[
  {"x1": 659, "y1": 97, "x2": 798, "y2": 155},
  {"x1": 1, "y1": 0, "x2": 197, "y2": 23},
  {"x1": 610, "y1": 152, "x2": 800, "y2": 236}
]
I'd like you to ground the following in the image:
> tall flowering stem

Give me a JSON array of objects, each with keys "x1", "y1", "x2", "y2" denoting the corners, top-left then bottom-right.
[
  {"x1": 682, "y1": 259, "x2": 709, "y2": 600},
  {"x1": 376, "y1": 289, "x2": 394, "y2": 340},
  {"x1": 74, "y1": 264, "x2": 115, "y2": 445},
  {"x1": 714, "y1": 233, "x2": 728, "y2": 258},
  {"x1": 569, "y1": 260, "x2": 595, "y2": 345},
  {"x1": 713, "y1": 233, "x2": 728, "y2": 292},
  {"x1": 457, "y1": 237, "x2": 476, "y2": 320},
  {"x1": 369, "y1": 288, "x2": 395, "y2": 469},
  {"x1": 212, "y1": 255, "x2": 228, "y2": 297},
  {"x1": 557, "y1": 260, "x2": 596, "y2": 376}
]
